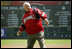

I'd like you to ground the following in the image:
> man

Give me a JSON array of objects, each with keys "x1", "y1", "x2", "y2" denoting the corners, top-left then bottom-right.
[{"x1": 17, "y1": 2, "x2": 50, "y2": 48}]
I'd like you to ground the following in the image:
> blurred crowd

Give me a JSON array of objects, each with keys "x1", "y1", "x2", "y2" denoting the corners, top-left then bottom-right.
[{"x1": 1, "y1": 1, "x2": 71, "y2": 6}]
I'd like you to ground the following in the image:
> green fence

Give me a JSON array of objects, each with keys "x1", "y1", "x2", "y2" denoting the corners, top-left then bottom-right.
[
  {"x1": 1, "y1": 26, "x2": 71, "y2": 39},
  {"x1": 44, "y1": 26, "x2": 71, "y2": 39}
]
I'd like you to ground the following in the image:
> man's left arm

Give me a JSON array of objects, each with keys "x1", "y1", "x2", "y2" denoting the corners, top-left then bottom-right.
[
  {"x1": 44, "y1": 18, "x2": 50, "y2": 25},
  {"x1": 37, "y1": 9, "x2": 50, "y2": 25}
]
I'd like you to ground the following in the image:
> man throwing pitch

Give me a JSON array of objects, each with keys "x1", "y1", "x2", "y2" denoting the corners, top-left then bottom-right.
[{"x1": 17, "y1": 2, "x2": 50, "y2": 48}]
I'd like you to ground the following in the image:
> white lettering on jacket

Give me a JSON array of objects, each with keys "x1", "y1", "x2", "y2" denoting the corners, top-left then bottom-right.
[
  {"x1": 41, "y1": 12, "x2": 45, "y2": 17},
  {"x1": 24, "y1": 14, "x2": 35, "y2": 23}
]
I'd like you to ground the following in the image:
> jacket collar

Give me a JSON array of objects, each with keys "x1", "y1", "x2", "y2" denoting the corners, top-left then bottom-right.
[{"x1": 25, "y1": 8, "x2": 32, "y2": 13}]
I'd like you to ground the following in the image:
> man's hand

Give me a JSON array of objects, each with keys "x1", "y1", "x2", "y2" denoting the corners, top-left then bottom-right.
[
  {"x1": 17, "y1": 30, "x2": 22, "y2": 36},
  {"x1": 44, "y1": 18, "x2": 50, "y2": 25}
]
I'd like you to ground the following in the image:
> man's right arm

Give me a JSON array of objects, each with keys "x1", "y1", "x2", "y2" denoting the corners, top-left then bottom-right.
[
  {"x1": 17, "y1": 24, "x2": 25, "y2": 36},
  {"x1": 17, "y1": 30, "x2": 22, "y2": 36}
]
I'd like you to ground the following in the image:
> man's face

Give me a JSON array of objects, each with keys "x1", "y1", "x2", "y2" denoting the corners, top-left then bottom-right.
[{"x1": 24, "y1": 4, "x2": 31, "y2": 12}]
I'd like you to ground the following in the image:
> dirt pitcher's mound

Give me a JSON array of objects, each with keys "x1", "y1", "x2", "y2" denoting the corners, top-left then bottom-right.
[{"x1": 1, "y1": 44, "x2": 71, "y2": 48}]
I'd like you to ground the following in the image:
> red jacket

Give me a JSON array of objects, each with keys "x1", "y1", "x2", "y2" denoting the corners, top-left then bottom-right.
[{"x1": 20, "y1": 8, "x2": 47, "y2": 35}]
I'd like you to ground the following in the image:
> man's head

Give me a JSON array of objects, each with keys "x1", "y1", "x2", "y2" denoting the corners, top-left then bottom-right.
[{"x1": 23, "y1": 2, "x2": 31, "y2": 12}]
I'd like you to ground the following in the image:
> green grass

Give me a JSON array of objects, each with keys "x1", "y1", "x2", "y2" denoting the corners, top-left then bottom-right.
[
  {"x1": 1, "y1": 39, "x2": 27, "y2": 45},
  {"x1": 1, "y1": 39, "x2": 71, "y2": 45},
  {"x1": 44, "y1": 39, "x2": 71, "y2": 45}
]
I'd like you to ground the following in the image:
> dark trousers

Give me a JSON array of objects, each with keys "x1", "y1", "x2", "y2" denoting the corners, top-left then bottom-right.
[{"x1": 27, "y1": 32, "x2": 46, "y2": 48}]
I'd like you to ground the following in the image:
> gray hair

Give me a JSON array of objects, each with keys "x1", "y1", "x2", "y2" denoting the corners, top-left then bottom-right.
[{"x1": 23, "y1": 2, "x2": 31, "y2": 8}]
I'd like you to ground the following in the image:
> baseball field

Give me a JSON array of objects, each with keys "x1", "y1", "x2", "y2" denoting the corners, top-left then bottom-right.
[{"x1": 1, "y1": 39, "x2": 71, "y2": 48}]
